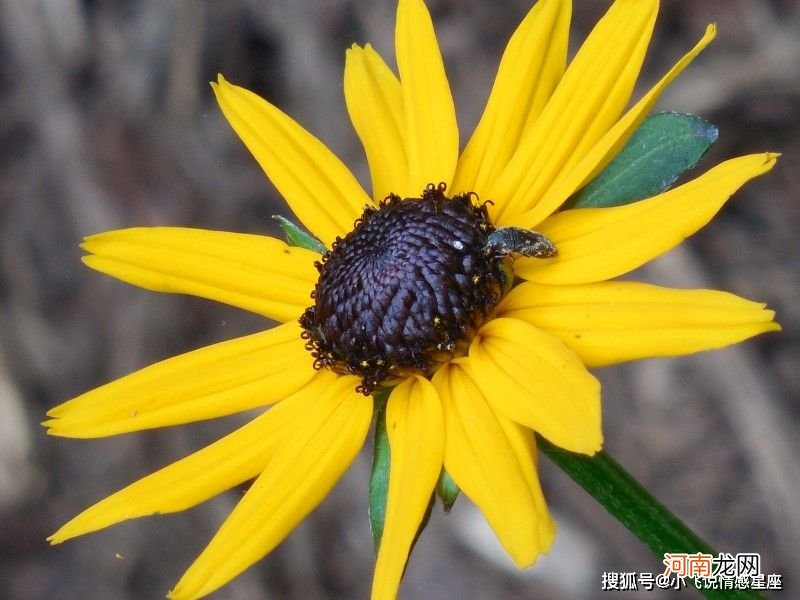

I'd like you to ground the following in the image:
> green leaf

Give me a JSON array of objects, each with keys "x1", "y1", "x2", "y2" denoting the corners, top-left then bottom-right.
[
  {"x1": 539, "y1": 437, "x2": 767, "y2": 600},
  {"x1": 567, "y1": 112, "x2": 718, "y2": 209},
  {"x1": 436, "y1": 469, "x2": 460, "y2": 513},
  {"x1": 369, "y1": 391, "x2": 391, "y2": 553},
  {"x1": 271, "y1": 215, "x2": 327, "y2": 254}
]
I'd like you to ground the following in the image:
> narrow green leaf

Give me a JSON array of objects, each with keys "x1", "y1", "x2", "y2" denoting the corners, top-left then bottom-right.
[
  {"x1": 369, "y1": 390, "x2": 391, "y2": 553},
  {"x1": 271, "y1": 214, "x2": 327, "y2": 254},
  {"x1": 539, "y1": 437, "x2": 766, "y2": 600},
  {"x1": 436, "y1": 469, "x2": 460, "y2": 513},
  {"x1": 567, "y1": 112, "x2": 718, "y2": 209}
]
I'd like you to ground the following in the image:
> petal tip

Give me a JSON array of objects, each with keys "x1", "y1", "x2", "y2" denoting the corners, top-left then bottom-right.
[
  {"x1": 166, "y1": 587, "x2": 186, "y2": 600},
  {"x1": 80, "y1": 255, "x2": 98, "y2": 269},
  {"x1": 166, "y1": 585, "x2": 189, "y2": 600},
  {"x1": 80, "y1": 230, "x2": 106, "y2": 248},
  {"x1": 47, "y1": 529, "x2": 69, "y2": 545},
  {"x1": 211, "y1": 74, "x2": 234, "y2": 99}
]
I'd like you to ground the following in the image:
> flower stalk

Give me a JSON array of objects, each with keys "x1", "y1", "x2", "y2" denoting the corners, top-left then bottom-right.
[{"x1": 538, "y1": 438, "x2": 767, "y2": 600}]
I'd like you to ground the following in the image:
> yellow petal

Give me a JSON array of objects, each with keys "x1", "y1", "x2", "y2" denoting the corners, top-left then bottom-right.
[
  {"x1": 498, "y1": 281, "x2": 780, "y2": 367},
  {"x1": 433, "y1": 363, "x2": 555, "y2": 565},
  {"x1": 212, "y1": 75, "x2": 370, "y2": 246},
  {"x1": 45, "y1": 323, "x2": 317, "y2": 437},
  {"x1": 47, "y1": 377, "x2": 322, "y2": 543},
  {"x1": 521, "y1": 24, "x2": 717, "y2": 228},
  {"x1": 489, "y1": 0, "x2": 658, "y2": 224},
  {"x1": 345, "y1": 44, "x2": 408, "y2": 201},
  {"x1": 452, "y1": 0, "x2": 571, "y2": 198},
  {"x1": 372, "y1": 375, "x2": 444, "y2": 600},
  {"x1": 169, "y1": 375, "x2": 371, "y2": 600},
  {"x1": 81, "y1": 227, "x2": 318, "y2": 322},
  {"x1": 515, "y1": 153, "x2": 779, "y2": 284},
  {"x1": 395, "y1": 0, "x2": 458, "y2": 194},
  {"x1": 468, "y1": 317, "x2": 601, "y2": 454}
]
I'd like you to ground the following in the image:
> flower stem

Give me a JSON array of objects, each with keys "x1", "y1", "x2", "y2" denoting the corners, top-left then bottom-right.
[{"x1": 537, "y1": 437, "x2": 766, "y2": 600}]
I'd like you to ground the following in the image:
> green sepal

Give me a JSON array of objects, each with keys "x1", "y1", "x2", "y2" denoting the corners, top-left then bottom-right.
[
  {"x1": 436, "y1": 469, "x2": 460, "y2": 513},
  {"x1": 271, "y1": 214, "x2": 327, "y2": 254},
  {"x1": 369, "y1": 391, "x2": 391, "y2": 553},
  {"x1": 567, "y1": 112, "x2": 718, "y2": 210}
]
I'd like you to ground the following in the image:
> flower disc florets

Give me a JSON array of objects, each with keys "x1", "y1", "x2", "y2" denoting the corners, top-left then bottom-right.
[{"x1": 300, "y1": 183, "x2": 509, "y2": 394}]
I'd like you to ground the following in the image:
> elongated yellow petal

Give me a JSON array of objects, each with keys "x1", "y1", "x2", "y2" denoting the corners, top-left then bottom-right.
[
  {"x1": 489, "y1": 0, "x2": 658, "y2": 224},
  {"x1": 452, "y1": 0, "x2": 571, "y2": 199},
  {"x1": 45, "y1": 323, "x2": 317, "y2": 437},
  {"x1": 515, "y1": 153, "x2": 779, "y2": 284},
  {"x1": 498, "y1": 281, "x2": 780, "y2": 367},
  {"x1": 396, "y1": 0, "x2": 458, "y2": 194},
  {"x1": 169, "y1": 375, "x2": 371, "y2": 600},
  {"x1": 469, "y1": 318, "x2": 601, "y2": 454},
  {"x1": 345, "y1": 44, "x2": 408, "y2": 201},
  {"x1": 521, "y1": 24, "x2": 717, "y2": 228},
  {"x1": 81, "y1": 227, "x2": 317, "y2": 322},
  {"x1": 494, "y1": 402, "x2": 546, "y2": 518},
  {"x1": 372, "y1": 376, "x2": 444, "y2": 600},
  {"x1": 433, "y1": 363, "x2": 555, "y2": 565},
  {"x1": 212, "y1": 75, "x2": 370, "y2": 246},
  {"x1": 48, "y1": 375, "x2": 335, "y2": 543}
]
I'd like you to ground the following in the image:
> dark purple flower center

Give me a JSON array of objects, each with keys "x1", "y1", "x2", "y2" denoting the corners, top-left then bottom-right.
[{"x1": 300, "y1": 183, "x2": 509, "y2": 394}]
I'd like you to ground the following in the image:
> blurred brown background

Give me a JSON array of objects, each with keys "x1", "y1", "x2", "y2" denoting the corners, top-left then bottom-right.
[{"x1": 0, "y1": 0, "x2": 798, "y2": 598}]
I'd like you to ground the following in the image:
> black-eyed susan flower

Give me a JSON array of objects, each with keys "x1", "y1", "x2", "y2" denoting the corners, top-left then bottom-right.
[{"x1": 45, "y1": 0, "x2": 779, "y2": 598}]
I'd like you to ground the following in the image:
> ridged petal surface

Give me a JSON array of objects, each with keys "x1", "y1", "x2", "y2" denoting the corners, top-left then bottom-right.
[
  {"x1": 499, "y1": 281, "x2": 780, "y2": 367},
  {"x1": 372, "y1": 376, "x2": 444, "y2": 600},
  {"x1": 395, "y1": 0, "x2": 458, "y2": 194},
  {"x1": 213, "y1": 75, "x2": 370, "y2": 246},
  {"x1": 45, "y1": 322, "x2": 316, "y2": 437},
  {"x1": 169, "y1": 376, "x2": 371, "y2": 600},
  {"x1": 82, "y1": 227, "x2": 317, "y2": 322},
  {"x1": 47, "y1": 371, "x2": 339, "y2": 544},
  {"x1": 433, "y1": 362, "x2": 555, "y2": 565},
  {"x1": 516, "y1": 154, "x2": 779, "y2": 284},
  {"x1": 345, "y1": 44, "x2": 408, "y2": 201},
  {"x1": 469, "y1": 318, "x2": 601, "y2": 454},
  {"x1": 519, "y1": 24, "x2": 717, "y2": 228},
  {"x1": 453, "y1": 0, "x2": 571, "y2": 199},
  {"x1": 489, "y1": 0, "x2": 658, "y2": 223}
]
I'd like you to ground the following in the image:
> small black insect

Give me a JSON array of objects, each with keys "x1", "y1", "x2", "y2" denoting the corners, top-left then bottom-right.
[{"x1": 484, "y1": 226, "x2": 558, "y2": 258}]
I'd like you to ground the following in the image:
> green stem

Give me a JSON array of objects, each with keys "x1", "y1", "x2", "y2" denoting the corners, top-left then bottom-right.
[{"x1": 538, "y1": 437, "x2": 766, "y2": 600}]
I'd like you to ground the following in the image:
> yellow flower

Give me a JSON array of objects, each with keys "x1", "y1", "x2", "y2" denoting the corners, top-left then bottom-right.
[{"x1": 45, "y1": 0, "x2": 779, "y2": 598}]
